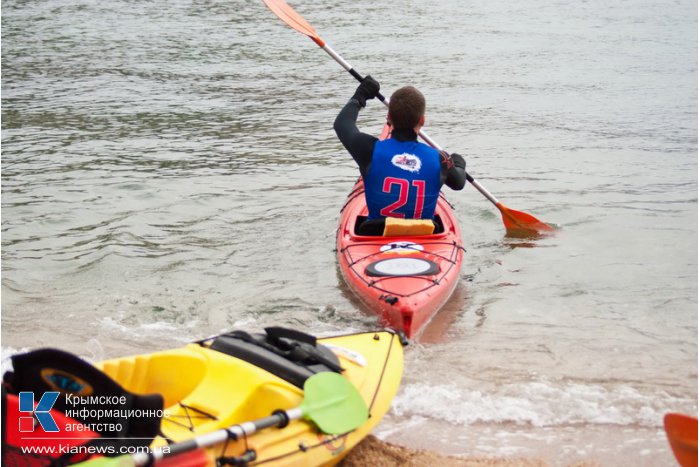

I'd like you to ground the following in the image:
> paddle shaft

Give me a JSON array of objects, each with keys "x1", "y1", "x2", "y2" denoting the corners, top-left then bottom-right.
[
  {"x1": 131, "y1": 408, "x2": 302, "y2": 466},
  {"x1": 315, "y1": 41, "x2": 502, "y2": 208}
]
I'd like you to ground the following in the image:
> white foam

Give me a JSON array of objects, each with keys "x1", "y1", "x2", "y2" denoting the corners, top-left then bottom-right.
[
  {"x1": 391, "y1": 380, "x2": 693, "y2": 428},
  {"x1": 97, "y1": 316, "x2": 199, "y2": 343},
  {"x1": 374, "y1": 415, "x2": 429, "y2": 439},
  {"x1": 1, "y1": 346, "x2": 28, "y2": 374},
  {"x1": 231, "y1": 317, "x2": 257, "y2": 328}
]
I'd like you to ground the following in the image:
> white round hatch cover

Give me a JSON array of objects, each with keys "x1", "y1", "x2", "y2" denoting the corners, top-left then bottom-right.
[{"x1": 365, "y1": 258, "x2": 439, "y2": 277}]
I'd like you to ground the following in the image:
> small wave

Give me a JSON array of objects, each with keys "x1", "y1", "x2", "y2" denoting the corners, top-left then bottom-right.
[
  {"x1": 391, "y1": 380, "x2": 694, "y2": 428},
  {"x1": 97, "y1": 316, "x2": 201, "y2": 344}
]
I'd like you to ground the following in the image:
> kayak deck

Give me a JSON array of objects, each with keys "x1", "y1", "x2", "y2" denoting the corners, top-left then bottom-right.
[
  {"x1": 3, "y1": 328, "x2": 404, "y2": 467},
  {"x1": 336, "y1": 179, "x2": 465, "y2": 339}
]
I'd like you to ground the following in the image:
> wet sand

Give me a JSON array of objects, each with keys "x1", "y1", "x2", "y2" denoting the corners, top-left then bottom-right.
[{"x1": 341, "y1": 435, "x2": 598, "y2": 467}]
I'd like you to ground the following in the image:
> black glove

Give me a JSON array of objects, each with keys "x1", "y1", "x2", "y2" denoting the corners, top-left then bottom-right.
[
  {"x1": 441, "y1": 152, "x2": 467, "y2": 190},
  {"x1": 352, "y1": 75, "x2": 380, "y2": 108},
  {"x1": 440, "y1": 151, "x2": 466, "y2": 170},
  {"x1": 451, "y1": 153, "x2": 466, "y2": 170}
]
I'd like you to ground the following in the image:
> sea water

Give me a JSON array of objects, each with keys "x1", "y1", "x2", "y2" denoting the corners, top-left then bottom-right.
[{"x1": 2, "y1": 0, "x2": 696, "y2": 465}]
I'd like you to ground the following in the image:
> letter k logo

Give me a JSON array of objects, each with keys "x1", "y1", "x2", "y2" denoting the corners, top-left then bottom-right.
[{"x1": 18, "y1": 391, "x2": 60, "y2": 432}]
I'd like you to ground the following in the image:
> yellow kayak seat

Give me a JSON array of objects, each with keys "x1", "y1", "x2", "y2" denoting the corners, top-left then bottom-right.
[{"x1": 383, "y1": 217, "x2": 435, "y2": 236}]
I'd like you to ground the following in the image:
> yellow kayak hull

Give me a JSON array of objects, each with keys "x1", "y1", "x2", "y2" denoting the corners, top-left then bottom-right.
[{"x1": 96, "y1": 330, "x2": 403, "y2": 466}]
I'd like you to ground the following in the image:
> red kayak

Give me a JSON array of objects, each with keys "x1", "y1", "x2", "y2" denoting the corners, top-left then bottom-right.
[{"x1": 336, "y1": 128, "x2": 465, "y2": 339}]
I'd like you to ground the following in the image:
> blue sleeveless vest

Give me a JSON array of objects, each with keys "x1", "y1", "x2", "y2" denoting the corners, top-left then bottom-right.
[{"x1": 364, "y1": 139, "x2": 442, "y2": 220}]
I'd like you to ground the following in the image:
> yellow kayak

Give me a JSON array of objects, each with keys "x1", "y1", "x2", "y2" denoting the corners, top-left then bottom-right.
[{"x1": 3, "y1": 327, "x2": 404, "y2": 466}]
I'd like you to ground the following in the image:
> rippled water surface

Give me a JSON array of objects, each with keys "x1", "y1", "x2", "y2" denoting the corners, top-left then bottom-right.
[{"x1": 2, "y1": 0, "x2": 697, "y2": 465}]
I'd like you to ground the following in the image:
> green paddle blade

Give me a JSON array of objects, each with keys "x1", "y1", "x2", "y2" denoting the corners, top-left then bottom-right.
[
  {"x1": 71, "y1": 456, "x2": 135, "y2": 467},
  {"x1": 300, "y1": 372, "x2": 368, "y2": 434}
]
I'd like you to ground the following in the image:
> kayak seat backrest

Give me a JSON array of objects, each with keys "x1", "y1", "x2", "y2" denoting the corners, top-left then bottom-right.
[
  {"x1": 383, "y1": 218, "x2": 435, "y2": 236},
  {"x1": 97, "y1": 349, "x2": 208, "y2": 409},
  {"x1": 4, "y1": 348, "x2": 163, "y2": 446},
  {"x1": 208, "y1": 327, "x2": 342, "y2": 388},
  {"x1": 355, "y1": 215, "x2": 445, "y2": 236}
]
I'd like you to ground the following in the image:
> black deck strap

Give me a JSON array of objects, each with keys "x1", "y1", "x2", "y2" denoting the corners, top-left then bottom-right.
[
  {"x1": 228, "y1": 330, "x2": 289, "y2": 357},
  {"x1": 210, "y1": 329, "x2": 343, "y2": 388},
  {"x1": 265, "y1": 327, "x2": 317, "y2": 346},
  {"x1": 217, "y1": 425, "x2": 255, "y2": 467},
  {"x1": 226, "y1": 330, "x2": 257, "y2": 344},
  {"x1": 284, "y1": 344, "x2": 344, "y2": 373},
  {"x1": 263, "y1": 328, "x2": 343, "y2": 372},
  {"x1": 217, "y1": 449, "x2": 257, "y2": 466},
  {"x1": 216, "y1": 425, "x2": 235, "y2": 466}
]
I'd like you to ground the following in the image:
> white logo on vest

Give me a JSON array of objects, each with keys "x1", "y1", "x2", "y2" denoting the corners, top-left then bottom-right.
[{"x1": 391, "y1": 153, "x2": 421, "y2": 173}]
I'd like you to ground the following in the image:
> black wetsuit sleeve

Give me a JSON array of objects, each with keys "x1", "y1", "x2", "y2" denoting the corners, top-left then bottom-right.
[
  {"x1": 334, "y1": 99, "x2": 378, "y2": 177},
  {"x1": 440, "y1": 152, "x2": 467, "y2": 190}
]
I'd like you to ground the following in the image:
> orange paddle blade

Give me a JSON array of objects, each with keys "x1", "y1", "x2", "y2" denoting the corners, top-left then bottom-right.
[
  {"x1": 262, "y1": 0, "x2": 325, "y2": 46},
  {"x1": 665, "y1": 413, "x2": 698, "y2": 467},
  {"x1": 497, "y1": 203, "x2": 555, "y2": 236},
  {"x1": 379, "y1": 123, "x2": 392, "y2": 140}
]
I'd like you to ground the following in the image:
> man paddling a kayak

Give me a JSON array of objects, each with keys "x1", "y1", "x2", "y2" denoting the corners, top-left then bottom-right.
[{"x1": 334, "y1": 76, "x2": 467, "y2": 235}]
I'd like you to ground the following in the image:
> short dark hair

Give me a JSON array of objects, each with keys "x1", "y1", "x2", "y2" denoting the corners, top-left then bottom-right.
[{"x1": 388, "y1": 86, "x2": 425, "y2": 130}]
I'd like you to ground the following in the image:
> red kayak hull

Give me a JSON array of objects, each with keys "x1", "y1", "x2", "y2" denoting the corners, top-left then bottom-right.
[{"x1": 336, "y1": 178, "x2": 464, "y2": 339}]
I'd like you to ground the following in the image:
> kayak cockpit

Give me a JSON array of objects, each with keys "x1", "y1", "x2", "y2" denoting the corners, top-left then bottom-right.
[{"x1": 353, "y1": 215, "x2": 447, "y2": 237}]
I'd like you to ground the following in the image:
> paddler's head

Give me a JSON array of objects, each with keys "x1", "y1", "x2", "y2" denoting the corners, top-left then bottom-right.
[{"x1": 387, "y1": 86, "x2": 426, "y2": 133}]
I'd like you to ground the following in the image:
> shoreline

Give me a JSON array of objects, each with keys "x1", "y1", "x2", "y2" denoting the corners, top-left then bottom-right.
[
  {"x1": 342, "y1": 423, "x2": 681, "y2": 467},
  {"x1": 341, "y1": 435, "x2": 559, "y2": 467}
]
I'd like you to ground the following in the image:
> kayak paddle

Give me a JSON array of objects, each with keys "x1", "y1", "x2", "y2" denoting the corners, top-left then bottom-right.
[
  {"x1": 262, "y1": 0, "x2": 555, "y2": 237},
  {"x1": 74, "y1": 372, "x2": 368, "y2": 467},
  {"x1": 664, "y1": 413, "x2": 698, "y2": 467}
]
